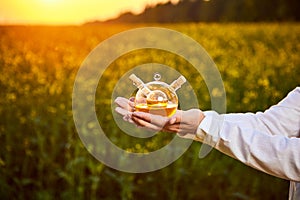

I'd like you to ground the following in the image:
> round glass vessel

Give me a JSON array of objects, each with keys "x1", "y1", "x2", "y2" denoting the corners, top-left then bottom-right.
[{"x1": 130, "y1": 73, "x2": 185, "y2": 117}]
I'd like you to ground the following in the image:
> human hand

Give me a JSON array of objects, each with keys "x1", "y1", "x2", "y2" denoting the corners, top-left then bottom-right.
[
  {"x1": 114, "y1": 97, "x2": 205, "y2": 135},
  {"x1": 131, "y1": 109, "x2": 205, "y2": 135}
]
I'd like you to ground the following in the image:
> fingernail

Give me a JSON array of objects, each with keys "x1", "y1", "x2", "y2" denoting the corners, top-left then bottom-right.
[{"x1": 129, "y1": 97, "x2": 135, "y2": 102}]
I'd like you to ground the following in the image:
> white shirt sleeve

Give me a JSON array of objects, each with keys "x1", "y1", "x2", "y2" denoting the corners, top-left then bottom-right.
[{"x1": 192, "y1": 87, "x2": 300, "y2": 181}]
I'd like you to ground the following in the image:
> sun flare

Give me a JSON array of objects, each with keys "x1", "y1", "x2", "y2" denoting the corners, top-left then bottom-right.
[{"x1": 0, "y1": 0, "x2": 178, "y2": 25}]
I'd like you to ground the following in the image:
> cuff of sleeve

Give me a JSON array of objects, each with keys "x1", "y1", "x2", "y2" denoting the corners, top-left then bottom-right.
[{"x1": 196, "y1": 111, "x2": 223, "y2": 145}]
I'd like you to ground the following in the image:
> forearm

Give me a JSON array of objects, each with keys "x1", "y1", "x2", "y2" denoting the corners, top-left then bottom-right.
[
  {"x1": 197, "y1": 111, "x2": 300, "y2": 181},
  {"x1": 224, "y1": 88, "x2": 300, "y2": 138}
]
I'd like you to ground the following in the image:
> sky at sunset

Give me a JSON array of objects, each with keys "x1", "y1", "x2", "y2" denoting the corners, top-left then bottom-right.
[{"x1": 0, "y1": 0, "x2": 179, "y2": 25}]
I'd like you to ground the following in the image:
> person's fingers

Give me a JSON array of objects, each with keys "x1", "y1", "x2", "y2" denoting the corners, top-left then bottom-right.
[
  {"x1": 132, "y1": 112, "x2": 151, "y2": 122},
  {"x1": 132, "y1": 112, "x2": 182, "y2": 133},
  {"x1": 115, "y1": 107, "x2": 135, "y2": 124},
  {"x1": 169, "y1": 117, "x2": 177, "y2": 124},
  {"x1": 169, "y1": 110, "x2": 183, "y2": 124},
  {"x1": 114, "y1": 97, "x2": 128, "y2": 109},
  {"x1": 131, "y1": 115, "x2": 162, "y2": 131},
  {"x1": 174, "y1": 124, "x2": 197, "y2": 134},
  {"x1": 123, "y1": 114, "x2": 135, "y2": 124},
  {"x1": 132, "y1": 112, "x2": 169, "y2": 127},
  {"x1": 162, "y1": 123, "x2": 180, "y2": 133},
  {"x1": 115, "y1": 107, "x2": 131, "y2": 116},
  {"x1": 114, "y1": 97, "x2": 135, "y2": 112},
  {"x1": 128, "y1": 98, "x2": 135, "y2": 108}
]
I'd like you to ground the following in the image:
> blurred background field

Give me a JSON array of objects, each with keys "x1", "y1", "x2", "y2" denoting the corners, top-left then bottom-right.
[{"x1": 0, "y1": 23, "x2": 299, "y2": 199}]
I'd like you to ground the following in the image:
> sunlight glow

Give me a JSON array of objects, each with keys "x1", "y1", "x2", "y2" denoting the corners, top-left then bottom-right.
[
  {"x1": 0, "y1": 0, "x2": 179, "y2": 25},
  {"x1": 41, "y1": 0, "x2": 61, "y2": 4}
]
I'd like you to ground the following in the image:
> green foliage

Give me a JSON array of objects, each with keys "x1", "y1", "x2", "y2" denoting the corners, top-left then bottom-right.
[{"x1": 0, "y1": 23, "x2": 299, "y2": 199}]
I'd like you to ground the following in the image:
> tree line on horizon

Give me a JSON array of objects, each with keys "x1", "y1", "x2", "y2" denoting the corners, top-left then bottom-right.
[{"x1": 87, "y1": 0, "x2": 300, "y2": 24}]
